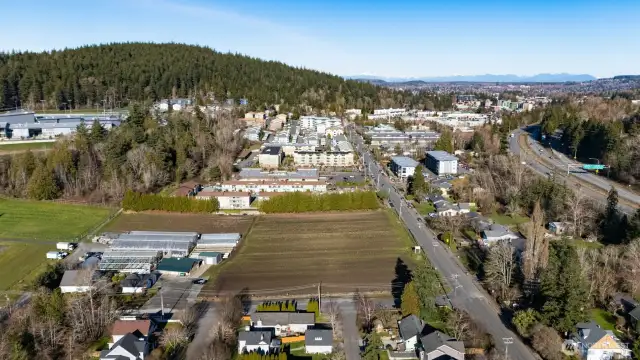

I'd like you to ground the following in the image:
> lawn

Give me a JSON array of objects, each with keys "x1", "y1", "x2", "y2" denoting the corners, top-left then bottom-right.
[
  {"x1": 0, "y1": 198, "x2": 114, "y2": 241},
  {"x1": 0, "y1": 141, "x2": 56, "y2": 152},
  {"x1": 490, "y1": 212, "x2": 529, "y2": 226},
  {"x1": 415, "y1": 202, "x2": 435, "y2": 215},
  {"x1": 591, "y1": 309, "x2": 619, "y2": 332},
  {"x1": 0, "y1": 242, "x2": 55, "y2": 290},
  {"x1": 206, "y1": 211, "x2": 415, "y2": 296}
]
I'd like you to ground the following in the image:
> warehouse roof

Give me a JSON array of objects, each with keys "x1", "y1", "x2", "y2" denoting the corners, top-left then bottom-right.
[
  {"x1": 157, "y1": 258, "x2": 200, "y2": 273},
  {"x1": 198, "y1": 251, "x2": 223, "y2": 257},
  {"x1": 200, "y1": 233, "x2": 241, "y2": 241},
  {"x1": 426, "y1": 151, "x2": 458, "y2": 161},
  {"x1": 391, "y1": 156, "x2": 419, "y2": 168}
]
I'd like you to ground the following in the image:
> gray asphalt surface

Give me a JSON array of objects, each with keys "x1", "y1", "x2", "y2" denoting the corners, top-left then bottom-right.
[
  {"x1": 510, "y1": 129, "x2": 636, "y2": 214},
  {"x1": 349, "y1": 125, "x2": 536, "y2": 360}
]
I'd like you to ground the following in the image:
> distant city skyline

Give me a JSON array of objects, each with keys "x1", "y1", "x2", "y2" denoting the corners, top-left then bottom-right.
[{"x1": 1, "y1": 0, "x2": 639, "y2": 79}]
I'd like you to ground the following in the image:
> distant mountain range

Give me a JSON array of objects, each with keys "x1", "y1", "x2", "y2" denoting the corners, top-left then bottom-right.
[{"x1": 345, "y1": 73, "x2": 598, "y2": 83}]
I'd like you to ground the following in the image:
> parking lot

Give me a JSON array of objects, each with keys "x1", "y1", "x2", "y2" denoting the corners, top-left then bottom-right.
[{"x1": 324, "y1": 171, "x2": 365, "y2": 185}]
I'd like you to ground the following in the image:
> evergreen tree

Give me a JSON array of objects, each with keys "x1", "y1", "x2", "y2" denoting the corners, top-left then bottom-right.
[
  {"x1": 400, "y1": 282, "x2": 420, "y2": 316},
  {"x1": 362, "y1": 332, "x2": 383, "y2": 360},
  {"x1": 90, "y1": 119, "x2": 106, "y2": 142},
  {"x1": 627, "y1": 209, "x2": 640, "y2": 242},
  {"x1": 602, "y1": 187, "x2": 622, "y2": 243},
  {"x1": 27, "y1": 163, "x2": 60, "y2": 200},
  {"x1": 434, "y1": 131, "x2": 454, "y2": 153},
  {"x1": 538, "y1": 240, "x2": 588, "y2": 333},
  {"x1": 409, "y1": 165, "x2": 428, "y2": 196}
]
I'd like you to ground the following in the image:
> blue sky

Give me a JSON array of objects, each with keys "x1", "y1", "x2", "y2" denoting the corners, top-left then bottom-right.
[{"x1": 1, "y1": 0, "x2": 639, "y2": 78}]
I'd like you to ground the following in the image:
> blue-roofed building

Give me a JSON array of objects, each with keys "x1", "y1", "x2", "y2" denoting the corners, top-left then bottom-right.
[{"x1": 390, "y1": 156, "x2": 419, "y2": 180}]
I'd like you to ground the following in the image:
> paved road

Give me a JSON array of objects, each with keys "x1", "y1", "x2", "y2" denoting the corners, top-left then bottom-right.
[
  {"x1": 348, "y1": 126, "x2": 536, "y2": 360},
  {"x1": 509, "y1": 129, "x2": 636, "y2": 214}
]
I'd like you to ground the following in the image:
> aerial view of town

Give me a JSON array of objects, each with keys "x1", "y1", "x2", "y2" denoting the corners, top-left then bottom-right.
[{"x1": 0, "y1": 1, "x2": 639, "y2": 360}]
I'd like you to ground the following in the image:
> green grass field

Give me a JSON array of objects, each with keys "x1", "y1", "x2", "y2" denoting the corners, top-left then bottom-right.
[
  {"x1": 0, "y1": 141, "x2": 56, "y2": 152},
  {"x1": 415, "y1": 201, "x2": 435, "y2": 215},
  {"x1": 0, "y1": 242, "x2": 54, "y2": 290},
  {"x1": 490, "y1": 212, "x2": 529, "y2": 226},
  {"x1": 0, "y1": 198, "x2": 114, "y2": 241}
]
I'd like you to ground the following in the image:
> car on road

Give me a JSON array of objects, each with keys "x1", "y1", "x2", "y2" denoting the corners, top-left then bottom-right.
[{"x1": 192, "y1": 279, "x2": 207, "y2": 285}]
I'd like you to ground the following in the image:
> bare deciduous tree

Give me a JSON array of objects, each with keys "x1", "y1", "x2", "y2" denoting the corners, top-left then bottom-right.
[
  {"x1": 354, "y1": 290, "x2": 375, "y2": 332},
  {"x1": 446, "y1": 310, "x2": 471, "y2": 340},
  {"x1": 484, "y1": 242, "x2": 516, "y2": 302},
  {"x1": 521, "y1": 201, "x2": 549, "y2": 282},
  {"x1": 622, "y1": 239, "x2": 640, "y2": 297},
  {"x1": 326, "y1": 298, "x2": 343, "y2": 340}
]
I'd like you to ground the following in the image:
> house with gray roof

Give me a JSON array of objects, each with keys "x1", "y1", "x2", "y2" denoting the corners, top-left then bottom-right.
[
  {"x1": 565, "y1": 320, "x2": 630, "y2": 360},
  {"x1": 481, "y1": 224, "x2": 519, "y2": 246},
  {"x1": 250, "y1": 312, "x2": 315, "y2": 336},
  {"x1": 305, "y1": 329, "x2": 333, "y2": 354},
  {"x1": 419, "y1": 331, "x2": 465, "y2": 360},
  {"x1": 238, "y1": 330, "x2": 280, "y2": 354},
  {"x1": 397, "y1": 315, "x2": 425, "y2": 351},
  {"x1": 99, "y1": 333, "x2": 147, "y2": 360}
]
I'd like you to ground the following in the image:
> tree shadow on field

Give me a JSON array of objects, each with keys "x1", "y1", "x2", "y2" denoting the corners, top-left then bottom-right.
[{"x1": 391, "y1": 258, "x2": 413, "y2": 308}]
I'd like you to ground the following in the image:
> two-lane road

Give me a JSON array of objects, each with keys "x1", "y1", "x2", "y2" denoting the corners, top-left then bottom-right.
[{"x1": 350, "y1": 128, "x2": 536, "y2": 360}]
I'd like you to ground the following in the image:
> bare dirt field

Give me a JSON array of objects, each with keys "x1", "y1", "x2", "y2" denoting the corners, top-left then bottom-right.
[
  {"x1": 105, "y1": 212, "x2": 255, "y2": 235},
  {"x1": 206, "y1": 210, "x2": 415, "y2": 296}
]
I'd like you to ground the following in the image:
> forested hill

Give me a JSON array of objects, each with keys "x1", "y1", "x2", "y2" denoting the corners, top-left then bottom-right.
[{"x1": 0, "y1": 42, "x2": 386, "y2": 111}]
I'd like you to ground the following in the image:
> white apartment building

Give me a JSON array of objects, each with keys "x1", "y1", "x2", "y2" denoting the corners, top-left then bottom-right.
[
  {"x1": 220, "y1": 180, "x2": 327, "y2": 193},
  {"x1": 426, "y1": 151, "x2": 458, "y2": 175},
  {"x1": 299, "y1": 116, "x2": 341, "y2": 131},
  {"x1": 373, "y1": 108, "x2": 407, "y2": 117},
  {"x1": 293, "y1": 150, "x2": 354, "y2": 167},
  {"x1": 258, "y1": 146, "x2": 283, "y2": 169},
  {"x1": 243, "y1": 127, "x2": 261, "y2": 141},
  {"x1": 196, "y1": 190, "x2": 252, "y2": 209},
  {"x1": 325, "y1": 126, "x2": 344, "y2": 137}
]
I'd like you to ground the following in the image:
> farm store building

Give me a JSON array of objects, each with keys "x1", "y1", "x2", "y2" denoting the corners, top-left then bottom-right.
[
  {"x1": 108, "y1": 231, "x2": 198, "y2": 258},
  {"x1": 193, "y1": 233, "x2": 240, "y2": 258},
  {"x1": 98, "y1": 250, "x2": 160, "y2": 274},
  {"x1": 194, "y1": 251, "x2": 223, "y2": 265},
  {"x1": 157, "y1": 257, "x2": 202, "y2": 277}
]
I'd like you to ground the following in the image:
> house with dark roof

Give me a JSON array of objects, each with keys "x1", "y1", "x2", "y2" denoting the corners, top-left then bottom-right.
[
  {"x1": 419, "y1": 331, "x2": 465, "y2": 360},
  {"x1": 305, "y1": 329, "x2": 333, "y2": 354},
  {"x1": 481, "y1": 224, "x2": 519, "y2": 245},
  {"x1": 565, "y1": 320, "x2": 630, "y2": 360},
  {"x1": 629, "y1": 306, "x2": 640, "y2": 332},
  {"x1": 100, "y1": 333, "x2": 147, "y2": 360},
  {"x1": 238, "y1": 330, "x2": 280, "y2": 354},
  {"x1": 120, "y1": 273, "x2": 159, "y2": 294},
  {"x1": 250, "y1": 312, "x2": 315, "y2": 336},
  {"x1": 397, "y1": 315, "x2": 425, "y2": 351}
]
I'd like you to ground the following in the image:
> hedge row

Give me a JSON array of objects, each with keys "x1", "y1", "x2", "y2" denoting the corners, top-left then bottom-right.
[
  {"x1": 256, "y1": 300, "x2": 297, "y2": 312},
  {"x1": 257, "y1": 191, "x2": 379, "y2": 213},
  {"x1": 122, "y1": 190, "x2": 219, "y2": 213}
]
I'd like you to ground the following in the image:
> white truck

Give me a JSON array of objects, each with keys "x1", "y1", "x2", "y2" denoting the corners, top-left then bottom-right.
[
  {"x1": 56, "y1": 242, "x2": 76, "y2": 251},
  {"x1": 46, "y1": 251, "x2": 67, "y2": 260}
]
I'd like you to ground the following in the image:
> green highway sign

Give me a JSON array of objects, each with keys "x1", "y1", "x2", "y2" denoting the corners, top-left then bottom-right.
[{"x1": 583, "y1": 164, "x2": 606, "y2": 170}]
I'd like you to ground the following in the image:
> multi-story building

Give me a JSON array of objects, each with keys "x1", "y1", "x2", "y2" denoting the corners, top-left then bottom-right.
[
  {"x1": 390, "y1": 156, "x2": 419, "y2": 180},
  {"x1": 425, "y1": 151, "x2": 458, "y2": 175},
  {"x1": 293, "y1": 150, "x2": 354, "y2": 167},
  {"x1": 195, "y1": 190, "x2": 251, "y2": 209},
  {"x1": 243, "y1": 127, "x2": 261, "y2": 141},
  {"x1": 220, "y1": 179, "x2": 327, "y2": 193},
  {"x1": 258, "y1": 146, "x2": 283, "y2": 169},
  {"x1": 238, "y1": 168, "x2": 320, "y2": 182}
]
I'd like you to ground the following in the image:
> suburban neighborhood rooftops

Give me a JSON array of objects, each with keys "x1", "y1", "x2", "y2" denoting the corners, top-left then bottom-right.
[
  {"x1": 305, "y1": 329, "x2": 333, "y2": 347},
  {"x1": 156, "y1": 258, "x2": 199, "y2": 273},
  {"x1": 251, "y1": 312, "x2": 315, "y2": 326},
  {"x1": 398, "y1": 315, "x2": 424, "y2": 341},
  {"x1": 239, "y1": 330, "x2": 273, "y2": 345},
  {"x1": 426, "y1": 151, "x2": 458, "y2": 161},
  {"x1": 260, "y1": 146, "x2": 282, "y2": 155},
  {"x1": 420, "y1": 331, "x2": 465, "y2": 354},
  {"x1": 391, "y1": 156, "x2": 419, "y2": 168},
  {"x1": 111, "y1": 319, "x2": 151, "y2": 337}
]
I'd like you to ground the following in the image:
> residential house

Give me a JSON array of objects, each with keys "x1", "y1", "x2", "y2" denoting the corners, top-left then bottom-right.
[
  {"x1": 435, "y1": 201, "x2": 460, "y2": 217},
  {"x1": 629, "y1": 306, "x2": 640, "y2": 332},
  {"x1": 566, "y1": 320, "x2": 630, "y2": 360},
  {"x1": 457, "y1": 203, "x2": 472, "y2": 214},
  {"x1": 59, "y1": 270, "x2": 96, "y2": 293},
  {"x1": 419, "y1": 331, "x2": 465, "y2": 360},
  {"x1": 548, "y1": 221, "x2": 571, "y2": 235},
  {"x1": 100, "y1": 333, "x2": 147, "y2": 360},
  {"x1": 431, "y1": 180, "x2": 453, "y2": 197},
  {"x1": 120, "y1": 273, "x2": 159, "y2": 294},
  {"x1": 305, "y1": 329, "x2": 333, "y2": 354},
  {"x1": 250, "y1": 312, "x2": 315, "y2": 336},
  {"x1": 481, "y1": 224, "x2": 519, "y2": 246},
  {"x1": 109, "y1": 319, "x2": 153, "y2": 346},
  {"x1": 397, "y1": 315, "x2": 425, "y2": 352},
  {"x1": 238, "y1": 330, "x2": 280, "y2": 354}
]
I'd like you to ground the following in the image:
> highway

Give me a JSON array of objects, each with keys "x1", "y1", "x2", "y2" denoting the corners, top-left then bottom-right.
[
  {"x1": 509, "y1": 129, "x2": 637, "y2": 214},
  {"x1": 350, "y1": 127, "x2": 536, "y2": 360}
]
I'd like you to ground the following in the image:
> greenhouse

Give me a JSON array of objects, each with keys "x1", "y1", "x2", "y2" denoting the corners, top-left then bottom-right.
[{"x1": 98, "y1": 250, "x2": 160, "y2": 274}]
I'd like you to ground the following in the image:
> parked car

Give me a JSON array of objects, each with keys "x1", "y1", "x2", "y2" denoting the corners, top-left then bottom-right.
[{"x1": 193, "y1": 279, "x2": 207, "y2": 285}]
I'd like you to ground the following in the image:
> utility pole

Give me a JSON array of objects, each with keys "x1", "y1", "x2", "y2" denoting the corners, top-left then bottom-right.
[
  {"x1": 503, "y1": 337, "x2": 513, "y2": 359},
  {"x1": 160, "y1": 287, "x2": 165, "y2": 319},
  {"x1": 318, "y1": 282, "x2": 322, "y2": 316}
]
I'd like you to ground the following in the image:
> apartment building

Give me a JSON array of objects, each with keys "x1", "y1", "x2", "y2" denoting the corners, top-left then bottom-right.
[
  {"x1": 426, "y1": 151, "x2": 458, "y2": 175},
  {"x1": 258, "y1": 146, "x2": 283, "y2": 169},
  {"x1": 195, "y1": 190, "x2": 251, "y2": 209},
  {"x1": 220, "y1": 180, "x2": 327, "y2": 193},
  {"x1": 293, "y1": 150, "x2": 354, "y2": 167}
]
